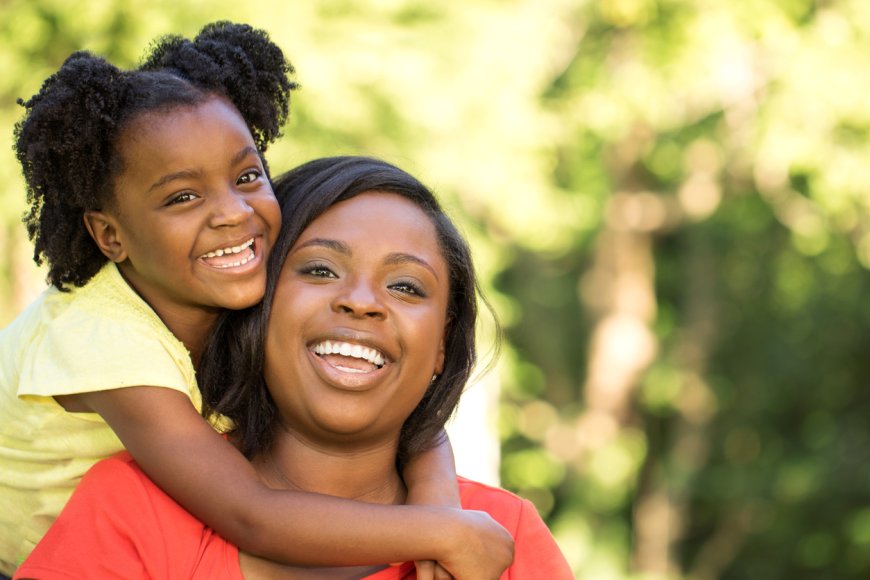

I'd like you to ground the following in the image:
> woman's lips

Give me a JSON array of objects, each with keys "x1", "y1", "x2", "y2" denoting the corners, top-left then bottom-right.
[{"x1": 308, "y1": 341, "x2": 392, "y2": 390}]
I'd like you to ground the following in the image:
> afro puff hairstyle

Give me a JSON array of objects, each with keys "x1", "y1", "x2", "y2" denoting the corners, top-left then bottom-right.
[{"x1": 14, "y1": 21, "x2": 296, "y2": 290}]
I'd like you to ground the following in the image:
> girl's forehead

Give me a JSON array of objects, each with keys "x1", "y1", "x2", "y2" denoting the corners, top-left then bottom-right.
[
  {"x1": 122, "y1": 97, "x2": 242, "y2": 140},
  {"x1": 111, "y1": 98, "x2": 257, "y2": 198}
]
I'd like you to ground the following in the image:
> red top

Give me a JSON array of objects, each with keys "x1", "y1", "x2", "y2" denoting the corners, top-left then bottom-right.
[{"x1": 15, "y1": 452, "x2": 573, "y2": 579}]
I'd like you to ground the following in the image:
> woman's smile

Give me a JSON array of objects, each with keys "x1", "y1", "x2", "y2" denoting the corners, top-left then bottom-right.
[
  {"x1": 311, "y1": 340, "x2": 387, "y2": 371},
  {"x1": 307, "y1": 345, "x2": 389, "y2": 390},
  {"x1": 305, "y1": 335, "x2": 394, "y2": 391}
]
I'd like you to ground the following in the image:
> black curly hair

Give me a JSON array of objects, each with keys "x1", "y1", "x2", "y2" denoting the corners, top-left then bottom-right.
[{"x1": 14, "y1": 21, "x2": 296, "y2": 290}]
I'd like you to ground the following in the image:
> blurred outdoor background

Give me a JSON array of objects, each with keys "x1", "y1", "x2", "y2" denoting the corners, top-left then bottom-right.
[{"x1": 2, "y1": 0, "x2": 870, "y2": 578}]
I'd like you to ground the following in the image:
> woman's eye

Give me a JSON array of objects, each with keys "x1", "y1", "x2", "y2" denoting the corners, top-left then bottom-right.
[
  {"x1": 301, "y1": 263, "x2": 337, "y2": 278},
  {"x1": 238, "y1": 170, "x2": 262, "y2": 184},
  {"x1": 390, "y1": 281, "x2": 426, "y2": 297}
]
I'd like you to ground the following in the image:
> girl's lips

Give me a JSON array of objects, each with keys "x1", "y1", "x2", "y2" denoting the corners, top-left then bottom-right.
[
  {"x1": 197, "y1": 237, "x2": 264, "y2": 273},
  {"x1": 200, "y1": 237, "x2": 255, "y2": 260}
]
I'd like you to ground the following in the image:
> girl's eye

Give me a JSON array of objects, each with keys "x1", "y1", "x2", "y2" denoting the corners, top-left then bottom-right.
[
  {"x1": 238, "y1": 169, "x2": 262, "y2": 185},
  {"x1": 300, "y1": 263, "x2": 337, "y2": 279},
  {"x1": 390, "y1": 280, "x2": 426, "y2": 298},
  {"x1": 167, "y1": 192, "x2": 198, "y2": 205}
]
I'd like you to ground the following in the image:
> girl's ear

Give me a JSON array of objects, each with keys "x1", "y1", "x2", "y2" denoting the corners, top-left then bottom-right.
[{"x1": 83, "y1": 211, "x2": 128, "y2": 263}]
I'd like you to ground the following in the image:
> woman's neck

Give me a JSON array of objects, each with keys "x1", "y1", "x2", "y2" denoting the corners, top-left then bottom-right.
[
  {"x1": 252, "y1": 430, "x2": 406, "y2": 505},
  {"x1": 240, "y1": 427, "x2": 406, "y2": 578}
]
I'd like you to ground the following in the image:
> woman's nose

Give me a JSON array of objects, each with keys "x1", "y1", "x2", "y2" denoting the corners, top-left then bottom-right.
[{"x1": 332, "y1": 277, "x2": 386, "y2": 319}]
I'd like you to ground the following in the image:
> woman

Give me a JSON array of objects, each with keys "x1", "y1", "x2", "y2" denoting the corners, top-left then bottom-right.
[{"x1": 15, "y1": 157, "x2": 571, "y2": 579}]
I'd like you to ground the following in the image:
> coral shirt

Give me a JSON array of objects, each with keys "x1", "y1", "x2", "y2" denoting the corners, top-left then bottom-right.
[{"x1": 15, "y1": 452, "x2": 573, "y2": 579}]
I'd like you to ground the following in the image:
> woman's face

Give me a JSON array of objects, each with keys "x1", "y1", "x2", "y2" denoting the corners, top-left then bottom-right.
[{"x1": 263, "y1": 191, "x2": 449, "y2": 449}]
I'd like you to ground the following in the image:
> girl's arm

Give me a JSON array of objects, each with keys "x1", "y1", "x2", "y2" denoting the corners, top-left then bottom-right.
[
  {"x1": 403, "y1": 431, "x2": 461, "y2": 508},
  {"x1": 402, "y1": 432, "x2": 463, "y2": 579},
  {"x1": 70, "y1": 386, "x2": 513, "y2": 578}
]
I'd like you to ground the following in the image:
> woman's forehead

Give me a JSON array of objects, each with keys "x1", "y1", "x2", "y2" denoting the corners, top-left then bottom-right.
[{"x1": 299, "y1": 192, "x2": 439, "y2": 250}]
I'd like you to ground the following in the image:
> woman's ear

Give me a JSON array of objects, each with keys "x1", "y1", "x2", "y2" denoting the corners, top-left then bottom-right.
[
  {"x1": 83, "y1": 211, "x2": 128, "y2": 263},
  {"x1": 434, "y1": 322, "x2": 448, "y2": 376}
]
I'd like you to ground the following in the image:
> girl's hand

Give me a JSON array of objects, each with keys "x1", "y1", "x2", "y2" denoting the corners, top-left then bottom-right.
[
  {"x1": 438, "y1": 509, "x2": 514, "y2": 579},
  {"x1": 415, "y1": 559, "x2": 453, "y2": 580}
]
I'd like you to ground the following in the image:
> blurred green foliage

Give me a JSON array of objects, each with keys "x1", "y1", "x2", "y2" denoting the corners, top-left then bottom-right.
[{"x1": 3, "y1": 0, "x2": 870, "y2": 578}]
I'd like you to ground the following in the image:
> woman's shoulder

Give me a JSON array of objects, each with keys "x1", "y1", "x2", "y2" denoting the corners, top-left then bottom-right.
[
  {"x1": 457, "y1": 476, "x2": 574, "y2": 578},
  {"x1": 79, "y1": 451, "x2": 165, "y2": 505},
  {"x1": 457, "y1": 476, "x2": 528, "y2": 507},
  {"x1": 19, "y1": 451, "x2": 240, "y2": 579},
  {"x1": 80, "y1": 452, "x2": 193, "y2": 521},
  {"x1": 85, "y1": 450, "x2": 143, "y2": 479},
  {"x1": 456, "y1": 476, "x2": 537, "y2": 530}
]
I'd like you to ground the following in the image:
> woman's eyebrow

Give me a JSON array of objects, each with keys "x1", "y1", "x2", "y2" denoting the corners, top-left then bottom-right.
[
  {"x1": 385, "y1": 252, "x2": 438, "y2": 279},
  {"x1": 294, "y1": 238, "x2": 350, "y2": 255},
  {"x1": 294, "y1": 240, "x2": 438, "y2": 279}
]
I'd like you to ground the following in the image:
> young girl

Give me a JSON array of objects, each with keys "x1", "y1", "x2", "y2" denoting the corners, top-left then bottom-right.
[
  {"x1": 0, "y1": 22, "x2": 511, "y2": 578},
  {"x1": 14, "y1": 156, "x2": 571, "y2": 579}
]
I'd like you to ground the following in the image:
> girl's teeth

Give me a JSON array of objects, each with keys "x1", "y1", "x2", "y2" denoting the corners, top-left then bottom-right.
[
  {"x1": 214, "y1": 255, "x2": 252, "y2": 268},
  {"x1": 203, "y1": 238, "x2": 254, "y2": 259}
]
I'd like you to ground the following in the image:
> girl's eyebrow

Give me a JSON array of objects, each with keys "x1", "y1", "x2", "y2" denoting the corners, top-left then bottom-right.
[
  {"x1": 231, "y1": 145, "x2": 261, "y2": 166},
  {"x1": 148, "y1": 169, "x2": 198, "y2": 193},
  {"x1": 294, "y1": 238, "x2": 439, "y2": 279},
  {"x1": 147, "y1": 146, "x2": 260, "y2": 193}
]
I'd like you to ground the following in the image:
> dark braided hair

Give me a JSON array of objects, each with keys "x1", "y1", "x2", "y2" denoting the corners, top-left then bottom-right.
[
  {"x1": 14, "y1": 21, "x2": 296, "y2": 290},
  {"x1": 199, "y1": 156, "x2": 500, "y2": 470}
]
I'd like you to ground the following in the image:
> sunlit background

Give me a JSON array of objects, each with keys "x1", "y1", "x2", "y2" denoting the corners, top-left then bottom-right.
[{"x1": 4, "y1": 1, "x2": 870, "y2": 578}]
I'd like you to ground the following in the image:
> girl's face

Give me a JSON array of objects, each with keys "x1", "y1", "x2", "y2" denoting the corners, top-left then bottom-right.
[
  {"x1": 263, "y1": 192, "x2": 449, "y2": 449},
  {"x1": 99, "y1": 97, "x2": 280, "y2": 317}
]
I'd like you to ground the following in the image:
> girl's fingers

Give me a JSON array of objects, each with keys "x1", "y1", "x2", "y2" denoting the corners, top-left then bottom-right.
[{"x1": 415, "y1": 559, "x2": 436, "y2": 580}]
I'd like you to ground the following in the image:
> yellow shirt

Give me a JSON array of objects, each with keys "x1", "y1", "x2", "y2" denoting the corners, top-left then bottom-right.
[{"x1": 0, "y1": 263, "x2": 201, "y2": 574}]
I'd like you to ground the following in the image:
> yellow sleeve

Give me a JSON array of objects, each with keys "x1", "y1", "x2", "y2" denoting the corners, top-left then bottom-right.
[{"x1": 16, "y1": 284, "x2": 194, "y2": 402}]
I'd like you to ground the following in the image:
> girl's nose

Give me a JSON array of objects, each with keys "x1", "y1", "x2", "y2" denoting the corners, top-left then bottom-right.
[{"x1": 210, "y1": 188, "x2": 254, "y2": 227}]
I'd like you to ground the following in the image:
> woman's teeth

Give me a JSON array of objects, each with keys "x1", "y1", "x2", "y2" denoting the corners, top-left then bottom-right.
[{"x1": 313, "y1": 340, "x2": 386, "y2": 368}]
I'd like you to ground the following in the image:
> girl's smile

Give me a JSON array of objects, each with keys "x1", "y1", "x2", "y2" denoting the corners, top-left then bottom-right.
[{"x1": 198, "y1": 237, "x2": 256, "y2": 268}]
